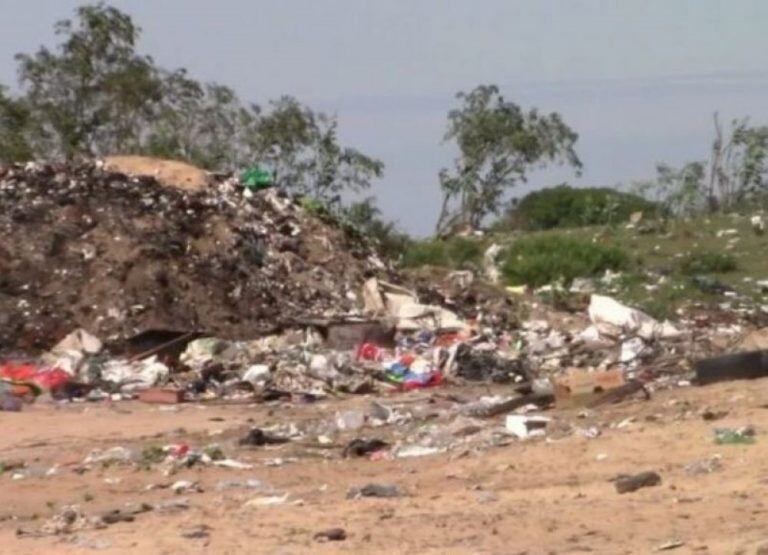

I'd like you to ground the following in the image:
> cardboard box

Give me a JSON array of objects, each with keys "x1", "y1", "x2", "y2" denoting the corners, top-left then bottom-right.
[
  {"x1": 137, "y1": 388, "x2": 185, "y2": 404},
  {"x1": 554, "y1": 369, "x2": 625, "y2": 408}
]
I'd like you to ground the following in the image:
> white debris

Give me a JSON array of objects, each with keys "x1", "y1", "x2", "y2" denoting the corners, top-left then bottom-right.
[
  {"x1": 41, "y1": 328, "x2": 103, "y2": 375},
  {"x1": 483, "y1": 243, "x2": 502, "y2": 284},
  {"x1": 588, "y1": 294, "x2": 680, "y2": 341},
  {"x1": 84, "y1": 446, "x2": 134, "y2": 465},
  {"x1": 395, "y1": 445, "x2": 444, "y2": 458},
  {"x1": 362, "y1": 278, "x2": 468, "y2": 332},
  {"x1": 243, "y1": 494, "x2": 289, "y2": 507},
  {"x1": 242, "y1": 364, "x2": 270, "y2": 386},
  {"x1": 751, "y1": 215, "x2": 765, "y2": 235},
  {"x1": 100, "y1": 356, "x2": 169, "y2": 392},
  {"x1": 505, "y1": 415, "x2": 551, "y2": 439}
]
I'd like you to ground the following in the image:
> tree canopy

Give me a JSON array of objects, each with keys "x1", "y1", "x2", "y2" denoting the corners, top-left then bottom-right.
[
  {"x1": 436, "y1": 84, "x2": 581, "y2": 235},
  {"x1": 632, "y1": 114, "x2": 768, "y2": 215},
  {"x1": 1, "y1": 2, "x2": 384, "y2": 210}
]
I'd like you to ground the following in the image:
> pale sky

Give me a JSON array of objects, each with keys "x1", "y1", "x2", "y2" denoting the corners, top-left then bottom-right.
[{"x1": 2, "y1": 0, "x2": 767, "y2": 235}]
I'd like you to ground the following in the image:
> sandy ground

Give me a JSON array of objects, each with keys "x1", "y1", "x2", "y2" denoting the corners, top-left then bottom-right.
[{"x1": 2, "y1": 378, "x2": 768, "y2": 555}]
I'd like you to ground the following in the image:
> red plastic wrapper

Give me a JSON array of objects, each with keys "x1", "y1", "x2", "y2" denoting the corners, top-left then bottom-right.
[
  {"x1": 357, "y1": 342, "x2": 383, "y2": 362},
  {"x1": 402, "y1": 371, "x2": 443, "y2": 391},
  {"x1": 0, "y1": 364, "x2": 70, "y2": 391}
]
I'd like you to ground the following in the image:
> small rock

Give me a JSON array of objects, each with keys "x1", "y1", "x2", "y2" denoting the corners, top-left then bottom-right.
[
  {"x1": 347, "y1": 483, "x2": 402, "y2": 499},
  {"x1": 475, "y1": 491, "x2": 499, "y2": 504},
  {"x1": 701, "y1": 409, "x2": 728, "y2": 421},
  {"x1": 614, "y1": 471, "x2": 662, "y2": 494},
  {"x1": 156, "y1": 499, "x2": 191, "y2": 514},
  {"x1": 238, "y1": 428, "x2": 290, "y2": 447},
  {"x1": 171, "y1": 480, "x2": 201, "y2": 494},
  {"x1": 314, "y1": 527, "x2": 346, "y2": 542},
  {"x1": 180, "y1": 524, "x2": 211, "y2": 539},
  {"x1": 100, "y1": 510, "x2": 135, "y2": 525},
  {"x1": 343, "y1": 438, "x2": 389, "y2": 458}
]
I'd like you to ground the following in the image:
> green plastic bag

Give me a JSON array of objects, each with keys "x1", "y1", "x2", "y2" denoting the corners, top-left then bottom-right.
[
  {"x1": 714, "y1": 427, "x2": 755, "y2": 445},
  {"x1": 240, "y1": 166, "x2": 273, "y2": 189}
]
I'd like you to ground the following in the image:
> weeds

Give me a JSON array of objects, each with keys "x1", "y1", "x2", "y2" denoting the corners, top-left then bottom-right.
[
  {"x1": 678, "y1": 251, "x2": 737, "y2": 275},
  {"x1": 401, "y1": 237, "x2": 484, "y2": 269},
  {"x1": 497, "y1": 185, "x2": 661, "y2": 231},
  {"x1": 500, "y1": 235, "x2": 629, "y2": 287}
]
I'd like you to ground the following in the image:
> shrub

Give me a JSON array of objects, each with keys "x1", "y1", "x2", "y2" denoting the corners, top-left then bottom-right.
[
  {"x1": 678, "y1": 251, "x2": 737, "y2": 275},
  {"x1": 401, "y1": 237, "x2": 483, "y2": 268},
  {"x1": 500, "y1": 235, "x2": 629, "y2": 286},
  {"x1": 498, "y1": 185, "x2": 662, "y2": 231}
]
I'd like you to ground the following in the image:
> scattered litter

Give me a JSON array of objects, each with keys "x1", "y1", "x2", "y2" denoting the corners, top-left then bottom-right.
[
  {"x1": 347, "y1": 483, "x2": 402, "y2": 499},
  {"x1": 243, "y1": 494, "x2": 290, "y2": 507},
  {"x1": 138, "y1": 388, "x2": 185, "y2": 404},
  {"x1": 238, "y1": 428, "x2": 290, "y2": 447},
  {"x1": 394, "y1": 445, "x2": 444, "y2": 458},
  {"x1": 84, "y1": 446, "x2": 135, "y2": 465},
  {"x1": 696, "y1": 351, "x2": 768, "y2": 386},
  {"x1": 335, "y1": 410, "x2": 366, "y2": 431},
  {"x1": 212, "y1": 459, "x2": 254, "y2": 470},
  {"x1": 714, "y1": 426, "x2": 755, "y2": 445},
  {"x1": 684, "y1": 455, "x2": 722, "y2": 475},
  {"x1": 505, "y1": 415, "x2": 551, "y2": 439},
  {"x1": 216, "y1": 479, "x2": 267, "y2": 491},
  {"x1": 179, "y1": 524, "x2": 211, "y2": 539},
  {"x1": 171, "y1": 480, "x2": 202, "y2": 494},
  {"x1": 656, "y1": 539, "x2": 685, "y2": 551}
]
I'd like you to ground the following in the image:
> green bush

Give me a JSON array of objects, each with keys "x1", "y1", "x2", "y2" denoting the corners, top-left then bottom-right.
[
  {"x1": 499, "y1": 185, "x2": 662, "y2": 231},
  {"x1": 678, "y1": 251, "x2": 738, "y2": 275},
  {"x1": 500, "y1": 235, "x2": 629, "y2": 286},
  {"x1": 401, "y1": 237, "x2": 483, "y2": 268}
]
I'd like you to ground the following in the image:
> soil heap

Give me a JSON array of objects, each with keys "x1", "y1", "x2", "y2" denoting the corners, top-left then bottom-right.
[{"x1": 0, "y1": 161, "x2": 388, "y2": 353}]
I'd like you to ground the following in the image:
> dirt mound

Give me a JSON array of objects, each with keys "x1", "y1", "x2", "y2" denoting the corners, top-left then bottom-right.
[
  {"x1": 0, "y1": 162, "x2": 388, "y2": 354},
  {"x1": 102, "y1": 155, "x2": 210, "y2": 192}
]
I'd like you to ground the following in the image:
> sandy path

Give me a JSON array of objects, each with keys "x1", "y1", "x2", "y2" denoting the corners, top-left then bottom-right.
[{"x1": 1, "y1": 379, "x2": 768, "y2": 554}]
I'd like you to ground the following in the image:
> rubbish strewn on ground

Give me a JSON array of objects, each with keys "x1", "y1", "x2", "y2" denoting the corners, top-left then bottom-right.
[
  {"x1": 3, "y1": 158, "x2": 768, "y2": 551},
  {"x1": 347, "y1": 483, "x2": 403, "y2": 499},
  {"x1": 714, "y1": 426, "x2": 756, "y2": 445}
]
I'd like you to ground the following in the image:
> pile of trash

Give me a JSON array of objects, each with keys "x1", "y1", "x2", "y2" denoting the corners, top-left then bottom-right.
[
  {"x1": 0, "y1": 160, "x2": 390, "y2": 354},
  {"x1": 2, "y1": 159, "x2": 766, "y2": 415},
  {"x1": 2, "y1": 257, "x2": 764, "y2": 411},
  {"x1": 0, "y1": 272, "x2": 530, "y2": 407}
]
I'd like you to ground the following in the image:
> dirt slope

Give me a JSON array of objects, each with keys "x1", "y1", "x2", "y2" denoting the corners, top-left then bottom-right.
[{"x1": 0, "y1": 162, "x2": 386, "y2": 354}]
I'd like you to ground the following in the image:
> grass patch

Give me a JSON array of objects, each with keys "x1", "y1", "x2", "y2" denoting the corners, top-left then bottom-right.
[
  {"x1": 401, "y1": 237, "x2": 484, "y2": 269},
  {"x1": 500, "y1": 235, "x2": 629, "y2": 287},
  {"x1": 678, "y1": 250, "x2": 738, "y2": 275},
  {"x1": 498, "y1": 185, "x2": 662, "y2": 231}
]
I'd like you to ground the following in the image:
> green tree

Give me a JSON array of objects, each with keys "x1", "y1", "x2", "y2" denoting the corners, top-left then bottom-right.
[
  {"x1": 436, "y1": 84, "x2": 581, "y2": 235},
  {"x1": 499, "y1": 184, "x2": 662, "y2": 230},
  {"x1": 0, "y1": 85, "x2": 33, "y2": 163},
  {"x1": 7, "y1": 2, "x2": 386, "y2": 221},
  {"x1": 250, "y1": 96, "x2": 384, "y2": 205},
  {"x1": 145, "y1": 69, "x2": 255, "y2": 170},
  {"x1": 724, "y1": 120, "x2": 768, "y2": 203},
  {"x1": 15, "y1": 3, "x2": 162, "y2": 160},
  {"x1": 634, "y1": 113, "x2": 768, "y2": 214}
]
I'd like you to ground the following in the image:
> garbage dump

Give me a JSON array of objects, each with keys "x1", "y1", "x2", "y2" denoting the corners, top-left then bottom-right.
[
  {"x1": 0, "y1": 161, "x2": 390, "y2": 354},
  {"x1": 3, "y1": 158, "x2": 768, "y2": 552}
]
